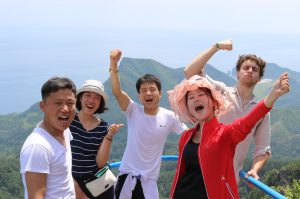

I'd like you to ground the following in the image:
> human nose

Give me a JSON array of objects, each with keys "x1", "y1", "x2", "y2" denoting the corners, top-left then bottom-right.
[{"x1": 61, "y1": 103, "x2": 70, "y2": 112}]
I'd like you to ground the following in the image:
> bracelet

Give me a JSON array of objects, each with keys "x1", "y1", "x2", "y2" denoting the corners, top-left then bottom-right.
[
  {"x1": 109, "y1": 67, "x2": 119, "y2": 73},
  {"x1": 215, "y1": 43, "x2": 220, "y2": 50},
  {"x1": 105, "y1": 136, "x2": 112, "y2": 141}
]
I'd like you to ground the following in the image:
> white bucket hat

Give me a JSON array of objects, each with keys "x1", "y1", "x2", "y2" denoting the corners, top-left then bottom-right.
[{"x1": 77, "y1": 80, "x2": 109, "y2": 108}]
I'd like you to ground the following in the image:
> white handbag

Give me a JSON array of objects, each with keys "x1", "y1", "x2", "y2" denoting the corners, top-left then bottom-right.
[{"x1": 85, "y1": 166, "x2": 117, "y2": 197}]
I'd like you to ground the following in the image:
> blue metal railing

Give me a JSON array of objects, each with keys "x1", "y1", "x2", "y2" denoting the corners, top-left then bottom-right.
[
  {"x1": 110, "y1": 155, "x2": 287, "y2": 199},
  {"x1": 239, "y1": 170, "x2": 287, "y2": 199}
]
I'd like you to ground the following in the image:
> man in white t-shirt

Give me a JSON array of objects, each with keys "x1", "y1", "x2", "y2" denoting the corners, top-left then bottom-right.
[
  {"x1": 109, "y1": 50, "x2": 187, "y2": 199},
  {"x1": 20, "y1": 77, "x2": 77, "y2": 199}
]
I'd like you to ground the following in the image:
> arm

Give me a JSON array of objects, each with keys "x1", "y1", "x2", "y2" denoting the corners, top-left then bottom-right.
[
  {"x1": 245, "y1": 73, "x2": 289, "y2": 180},
  {"x1": 227, "y1": 73, "x2": 290, "y2": 144},
  {"x1": 25, "y1": 172, "x2": 47, "y2": 199},
  {"x1": 248, "y1": 113, "x2": 271, "y2": 180},
  {"x1": 184, "y1": 40, "x2": 233, "y2": 79},
  {"x1": 247, "y1": 153, "x2": 270, "y2": 180},
  {"x1": 96, "y1": 124, "x2": 124, "y2": 168},
  {"x1": 109, "y1": 50, "x2": 131, "y2": 111}
]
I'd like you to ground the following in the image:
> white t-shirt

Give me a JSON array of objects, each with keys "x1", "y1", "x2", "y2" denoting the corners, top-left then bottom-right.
[
  {"x1": 20, "y1": 123, "x2": 75, "y2": 199},
  {"x1": 120, "y1": 100, "x2": 187, "y2": 180}
]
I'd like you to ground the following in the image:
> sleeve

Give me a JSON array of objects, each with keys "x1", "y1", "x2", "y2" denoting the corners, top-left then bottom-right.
[
  {"x1": 252, "y1": 113, "x2": 272, "y2": 158},
  {"x1": 20, "y1": 144, "x2": 52, "y2": 174},
  {"x1": 206, "y1": 75, "x2": 227, "y2": 94},
  {"x1": 225, "y1": 100, "x2": 272, "y2": 146},
  {"x1": 123, "y1": 99, "x2": 134, "y2": 117},
  {"x1": 171, "y1": 112, "x2": 188, "y2": 135},
  {"x1": 66, "y1": 128, "x2": 73, "y2": 141}
]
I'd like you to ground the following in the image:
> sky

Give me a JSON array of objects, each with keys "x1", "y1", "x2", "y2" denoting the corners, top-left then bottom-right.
[{"x1": 0, "y1": 0, "x2": 300, "y2": 114}]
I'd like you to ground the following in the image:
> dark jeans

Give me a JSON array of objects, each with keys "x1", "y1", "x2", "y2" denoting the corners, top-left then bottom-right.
[{"x1": 115, "y1": 174, "x2": 145, "y2": 199}]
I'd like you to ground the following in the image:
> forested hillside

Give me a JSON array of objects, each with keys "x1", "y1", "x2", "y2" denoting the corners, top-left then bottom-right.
[{"x1": 0, "y1": 58, "x2": 299, "y2": 198}]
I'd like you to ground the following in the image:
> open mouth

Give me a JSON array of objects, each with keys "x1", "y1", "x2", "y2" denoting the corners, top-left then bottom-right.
[
  {"x1": 58, "y1": 115, "x2": 69, "y2": 122},
  {"x1": 195, "y1": 105, "x2": 204, "y2": 111},
  {"x1": 86, "y1": 104, "x2": 95, "y2": 110},
  {"x1": 145, "y1": 99, "x2": 153, "y2": 103}
]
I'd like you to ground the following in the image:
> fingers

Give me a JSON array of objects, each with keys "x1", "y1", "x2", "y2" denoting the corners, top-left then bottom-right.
[
  {"x1": 218, "y1": 39, "x2": 233, "y2": 51},
  {"x1": 108, "y1": 124, "x2": 124, "y2": 136},
  {"x1": 110, "y1": 49, "x2": 122, "y2": 67},
  {"x1": 110, "y1": 49, "x2": 122, "y2": 59},
  {"x1": 246, "y1": 170, "x2": 260, "y2": 181},
  {"x1": 279, "y1": 72, "x2": 290, "y2": 93}
]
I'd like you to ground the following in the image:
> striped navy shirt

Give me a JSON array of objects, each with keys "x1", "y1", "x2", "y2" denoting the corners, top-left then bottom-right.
[{"x1": 70, "y1": 114, "x2": 109, "y2": 177}]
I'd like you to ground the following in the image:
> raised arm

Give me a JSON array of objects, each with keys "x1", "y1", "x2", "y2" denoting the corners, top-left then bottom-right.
[
  {"x1": 184, "y1": 40, "x2": 233, "y2": 79},
  {"x1": 109, "y1": 50, "x2": 131, "y2": 111},
  {"x1": 227, "y1": 73, "x2": 290, "y2": 145},
  {"x1": 264, "y1": 72, "x2": 290, "y2": 108}
]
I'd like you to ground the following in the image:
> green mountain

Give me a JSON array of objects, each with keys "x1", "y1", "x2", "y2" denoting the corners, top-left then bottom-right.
[{"x1": 0, "y1": 57, "x2": 300, "y2": 198}]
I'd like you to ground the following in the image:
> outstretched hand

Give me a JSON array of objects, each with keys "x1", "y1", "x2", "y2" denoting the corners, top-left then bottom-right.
[
  {"x1": 107, "y1": 124, "x2": 124, "y2": 139},
  {"x1": 217, "y1": 39, "x2": 233, "y2": 51},
  {"x1": 110, "y1": 49, "x2": 122, "y2": 69}
]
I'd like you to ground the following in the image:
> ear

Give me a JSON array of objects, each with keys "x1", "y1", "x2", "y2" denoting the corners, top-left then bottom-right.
[
  {"x1": 40, "y1": 101, "x2": 46, "y2": 113},
  {"x1": 159, "y1": 90, "x2": 162, "y2": 98},
  {"x1": 213, "y1": 100, "x2": 219, "y2": 111},
  {"x1": 236, "y1": 71, "x2": 239, "y2": 80}
]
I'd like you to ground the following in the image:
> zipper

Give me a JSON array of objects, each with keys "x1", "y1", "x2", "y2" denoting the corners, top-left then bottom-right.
[
  {"x1": 198, "y1": 123, "x2": 209, "y2": 198},
  {"x1": 222, "y1": 176, "x2": 236, "y2": 199},
  {"x1": 171, "y1": 129, "x2": 194, "y2": 198}
]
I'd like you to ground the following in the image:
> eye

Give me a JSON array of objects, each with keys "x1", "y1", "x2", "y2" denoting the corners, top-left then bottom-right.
[
  {"x1": 95, "y1": 96, "x2": 101, "y2": 100},
  {"x1": 187, "y1": 96, "x2": 194, "y2": 100},
  {"x1": 55, "y1": 102, "x2": 62, "y2": 107},
  {"x1": 243, "y1": 66, "x2": 250, "y2": 70},
  {"x1": 67, "y1": 102, "x2": 75, "y2": 106},
  {"x1": 252, "y1": 67, "x2": 259, "y2": 72}
]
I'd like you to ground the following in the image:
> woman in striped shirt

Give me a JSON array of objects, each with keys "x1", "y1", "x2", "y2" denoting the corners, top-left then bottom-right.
[{"x1": 70, "y1": 79, "x2": 123, "y2": 199}]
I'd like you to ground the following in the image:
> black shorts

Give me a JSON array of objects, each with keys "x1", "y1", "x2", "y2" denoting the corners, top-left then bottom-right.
[{"x1": 115, "y1": 174, "x2": 145, "y2": 199}]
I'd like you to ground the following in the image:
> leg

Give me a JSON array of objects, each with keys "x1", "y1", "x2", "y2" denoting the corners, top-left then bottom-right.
[{"x1": 115, "y1": 174, "x2": 128, "y2": 199}]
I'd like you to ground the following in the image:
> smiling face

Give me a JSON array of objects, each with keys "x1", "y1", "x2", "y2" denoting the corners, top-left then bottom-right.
[
  {"x1": 80, "y1": 91, "x2": 102, "y2": 115},
  {"x1": 138, "y1": 82, "x2": 162, "y2": 115},
  {"x1": 40, "y1": 88, "x2": 76, "y2": 136},
  {"x1": 186, "y1": 88, "x2": 216, "y2": 122}
]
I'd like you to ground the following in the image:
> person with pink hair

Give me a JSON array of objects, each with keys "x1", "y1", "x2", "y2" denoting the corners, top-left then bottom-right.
[{"x1": 168, "y1": 73, "x2": 289, "y2": 199}]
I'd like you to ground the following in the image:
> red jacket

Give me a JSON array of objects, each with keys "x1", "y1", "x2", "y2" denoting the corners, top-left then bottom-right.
[{"x1": 170, "y1": 100, "x2": 271, "y2": 199}]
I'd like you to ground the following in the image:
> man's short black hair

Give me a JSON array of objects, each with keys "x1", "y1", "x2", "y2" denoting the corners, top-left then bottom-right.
[
  {"x1": 136, "y1": 74, "x2": 161, "y2": 93},
  {"x1": 41, "y1": 76, "x2": 76, "y2": 101}
]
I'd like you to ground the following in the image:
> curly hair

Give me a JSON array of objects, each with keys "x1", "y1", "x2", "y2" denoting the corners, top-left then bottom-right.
[{"x1": 236, "y1": 54, "x2": 266, "y2": 78}]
